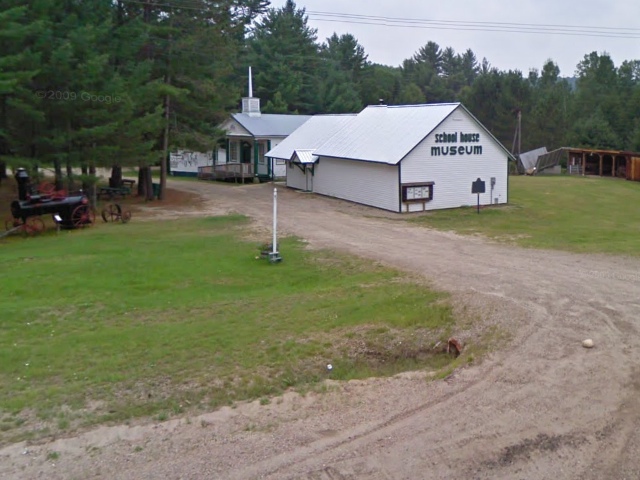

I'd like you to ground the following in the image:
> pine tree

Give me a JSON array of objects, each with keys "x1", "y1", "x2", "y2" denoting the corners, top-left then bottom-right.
[
  {"x1": 528, "y1": 60, "x2": 572, "y2": 150},
  {"x1": 315, "y1": 33, "x2": 369, "y2": 112},
  {"x1": 571, "y1": 52, "x2": 622, "y2": 147},
  {"x1": 0, "y1": 2, "x2": 44, "y2": 177},
  {"x1": 358, "y1": 64, "x2": 402, "y2": 106},
  {"x1": 247, "y1": 0, "x2": 319, "y2": 113}
]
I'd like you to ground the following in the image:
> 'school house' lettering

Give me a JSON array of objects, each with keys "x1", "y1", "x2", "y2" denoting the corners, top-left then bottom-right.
[{"x1": 432, "y1": 131, "x2": 483, "y2": 156}]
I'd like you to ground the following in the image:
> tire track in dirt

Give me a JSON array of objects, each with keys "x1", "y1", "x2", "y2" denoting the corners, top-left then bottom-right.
[{"x1": 228, "y1": 296, "x2": 548, "y2": 479}]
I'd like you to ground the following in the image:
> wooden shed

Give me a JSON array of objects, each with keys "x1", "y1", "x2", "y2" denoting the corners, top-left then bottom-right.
[{"x1": 564, "y1": 148, "x2": 640, "y2": 181}]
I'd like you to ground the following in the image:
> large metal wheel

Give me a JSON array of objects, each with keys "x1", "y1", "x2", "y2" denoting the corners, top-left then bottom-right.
[
  {"x1": 101, "y1": 203, "x2": 121, "y2": 223},
  {"x1": 23, "y1": 217, "x2": 45, "y2": 235},
  {"x1": 71, "y1": 205, "x2": 95, "y2": 228}
]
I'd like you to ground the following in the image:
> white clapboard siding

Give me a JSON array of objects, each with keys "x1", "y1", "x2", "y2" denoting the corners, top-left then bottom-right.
[
  {"x1": 272, "y1": 159, "x2": 287, "y2": 178},
  {"x1": 215, "y1": 147, "x2": 226, "y2": 165},
  {"x1": 269, "y1": 139, "x2": 286, "y2": 178},
  {"x1": 170, "y1": 150, "x2": 213, "y2": 176},
  {"x1": 286, "y1": 163, "x2": 309, "y2": 190},
  {"x1": 314, "y1": 157, "x2": 399, "y2": 211},
  {"x1": 400, "y1": 109, "x2": 508, "y2": 212}
]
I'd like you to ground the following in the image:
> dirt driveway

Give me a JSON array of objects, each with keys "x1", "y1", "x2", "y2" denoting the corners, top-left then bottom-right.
[{"x1": 3, "y1": 180, "x2": 640, "y2": 479}]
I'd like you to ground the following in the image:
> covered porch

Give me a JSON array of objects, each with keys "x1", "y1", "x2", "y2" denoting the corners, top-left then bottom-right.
[{"x1": 220, "y1": 137, "x2": 274, "y2": 180}]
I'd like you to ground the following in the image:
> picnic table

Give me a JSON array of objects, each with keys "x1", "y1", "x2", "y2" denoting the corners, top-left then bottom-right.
[
  {"x1": 98, "y1": 184, "x2": 134, "y2": 200},
  {"x1": 98, "y1": 179, "x2": 136, "y2": 200}
]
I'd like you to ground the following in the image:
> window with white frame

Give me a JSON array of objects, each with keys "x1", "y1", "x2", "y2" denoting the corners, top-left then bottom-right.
[{"x1": 229, "y1": 141, "x2": 238, "y2": 162}]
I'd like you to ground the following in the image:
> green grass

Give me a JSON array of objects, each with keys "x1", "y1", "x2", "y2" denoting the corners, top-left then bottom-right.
[
  {"x1": 411, "y1": 175, "x2": 640, "y2": 255},
  {"x1": 0, "y1": 215, "x2": 458, "y2": 443}
]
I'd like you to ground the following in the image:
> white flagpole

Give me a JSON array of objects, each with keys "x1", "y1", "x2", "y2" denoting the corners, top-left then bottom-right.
[{"x1": 272, "y1": 188, "x2": 277, "y2": 255}]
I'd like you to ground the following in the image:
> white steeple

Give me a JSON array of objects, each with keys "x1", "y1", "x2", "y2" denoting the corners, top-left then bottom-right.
[{"x1": 242, "y1": 66, "x2": 261, "y2": 117}]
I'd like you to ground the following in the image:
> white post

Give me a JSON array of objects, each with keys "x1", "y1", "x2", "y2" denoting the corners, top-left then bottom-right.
[
  {"x1": 272, "y1": 187, "x2": 277, "y2": 254},
  {"x1": 249, "y1": 66, "x2": 253, "y2": 98}
]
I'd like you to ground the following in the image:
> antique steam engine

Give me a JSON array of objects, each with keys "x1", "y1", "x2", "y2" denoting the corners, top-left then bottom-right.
[{"x1": 5, "y1": 168, "x2": 95, "y2": 233}]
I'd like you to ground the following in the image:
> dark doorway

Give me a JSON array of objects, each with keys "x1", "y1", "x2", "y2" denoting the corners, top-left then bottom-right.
[
  {"x1": 241, "y1": 141, "x2": 252, "y2": 164},
  {"x1": 602, "y1": 155, "x2": 613, "y2": 176}
]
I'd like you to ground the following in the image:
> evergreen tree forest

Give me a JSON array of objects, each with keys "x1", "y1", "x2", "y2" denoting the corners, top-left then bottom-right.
[{"x1": 1, "y1": 0, "x2": 640, "y2": 196}]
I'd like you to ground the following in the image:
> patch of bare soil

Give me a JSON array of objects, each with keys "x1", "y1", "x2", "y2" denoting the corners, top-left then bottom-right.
[
  {"x1": 115, "y1": 183, "x2": 206, "y2": 221},
  {"x1": 2, "y1": 179, "x2": 640, "y2": 480}
]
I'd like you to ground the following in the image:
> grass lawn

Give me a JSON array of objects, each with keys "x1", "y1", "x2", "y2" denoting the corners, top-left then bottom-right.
[
  {"x1": 0, "y1": 215, "x2": 466, "y2": 444},
  {"x1": 411, "y1": 175, "x2": 640, "y2": 256}
]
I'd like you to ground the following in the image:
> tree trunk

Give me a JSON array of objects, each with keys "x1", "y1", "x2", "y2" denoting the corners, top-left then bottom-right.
[
  {"x1": 89, "y1": 164, "x2": 97, "y2": 206},
  {"x1": 110, "y1": 164, "x2": 122, "y2": 188},
  {"x1": 145, "y1": 166, "x2": 154, "y2": 201},
  {"x1": 159, "y1": 10, "x2": 173, "y2": 201},
  {"x1": 81, "y1": 164, "x2": 89, "y2": 193},
  {"x1": 138, "y1": 166, "x2": 154, "y2": 200},
  {"x1": 66, "y1": 117, "x2": 74, "y2": 191},
  {"x1": 160, "y1": 95, "x2": 169, "y2": 200},
  {"x1": 66, "y1": 159, "x2": 74, "y2": 192},
  {"x1": 137, "y1": 166, "x2": 145, "y2": 196},
  {"x1": 53, "y1": 158, "x2": 64, "y2": 190}
]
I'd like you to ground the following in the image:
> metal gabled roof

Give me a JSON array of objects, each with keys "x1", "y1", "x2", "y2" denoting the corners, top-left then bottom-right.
[
  {"x1": 265, "y1": 114, "x2": 357, "y2": 160},
  {"x1": 519, "y1": 147, "x2": 548, "y2": 171},
  {"x1": 313, "y1": 103, "x2": 461, "y2": 164},
  {"x1": 230, "y1": 113, "x2": 312, "y2": 138},
  {"x1": 292, "y1": 149, "x2": 317, "y2": 164}
]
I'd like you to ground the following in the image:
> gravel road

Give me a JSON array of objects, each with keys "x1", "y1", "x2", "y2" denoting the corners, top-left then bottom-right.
[{"x1": 2, "y1": 180, "x2": 640, "y2": 480}]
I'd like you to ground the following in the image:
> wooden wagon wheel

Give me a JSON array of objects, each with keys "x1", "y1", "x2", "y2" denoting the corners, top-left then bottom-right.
[
  {"x1": 101, "y1": 203, "x2": 121, "y2": 223},
  {"x1": 23, "y1": 217, "x2": 45, "y2": 235},
  {"x1": 71, "y1": 205, "x2": 95, "y2": 228}
]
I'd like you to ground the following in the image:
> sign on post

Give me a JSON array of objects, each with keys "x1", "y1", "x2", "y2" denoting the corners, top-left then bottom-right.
[{"x1": 471, "y1": 178, "x2": 485, "y2": 214}]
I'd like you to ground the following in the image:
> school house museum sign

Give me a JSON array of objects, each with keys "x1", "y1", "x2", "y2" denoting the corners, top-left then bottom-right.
[{"x1": 432, "y1": 131, "x2": 483, "y2": 156}]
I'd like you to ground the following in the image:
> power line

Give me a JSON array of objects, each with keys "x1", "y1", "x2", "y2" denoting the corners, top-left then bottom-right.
[
  {"x1": 116, "y1": 1, "x2": 640, "y2": 39},
  {"x1": 305, "y1": 12, "x2": 640, "y2": 39},
  {"x1": 306, "y1": 11, "x2": 640, "y2": 34}
]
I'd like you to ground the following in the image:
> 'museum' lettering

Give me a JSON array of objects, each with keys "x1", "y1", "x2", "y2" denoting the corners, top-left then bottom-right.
[{"x1": 431, "y1": 145, "x2": 483, "y2": 156}]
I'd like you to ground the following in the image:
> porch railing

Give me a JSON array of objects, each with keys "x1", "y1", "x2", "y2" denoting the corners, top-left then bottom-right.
[{"x1": 198, "y1": 163, "x2": 254, "y2": 180}]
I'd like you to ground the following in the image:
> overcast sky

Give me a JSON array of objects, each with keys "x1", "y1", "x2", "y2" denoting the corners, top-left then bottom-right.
[{"x1": 271, "y1": 0, "x2": 640, "y2": 76}]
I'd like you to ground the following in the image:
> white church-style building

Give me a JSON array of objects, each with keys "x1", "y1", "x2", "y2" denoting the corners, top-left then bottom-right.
[{"x1": 170, "y1": 68, "x2": 311, "y2": 181}]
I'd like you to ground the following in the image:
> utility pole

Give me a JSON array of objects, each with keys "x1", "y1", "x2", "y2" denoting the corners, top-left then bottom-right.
[
  {"x1": 511, "y1": 108, "x2": 522, "y2": 174},
  {"x1": 511, "y1": 108, "x2": 522, "y2": 157}
]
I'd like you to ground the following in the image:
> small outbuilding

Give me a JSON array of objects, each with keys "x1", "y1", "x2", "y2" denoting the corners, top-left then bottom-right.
[{"x1": 267, "y1": 103, "x2": 514, "y2": 212}]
